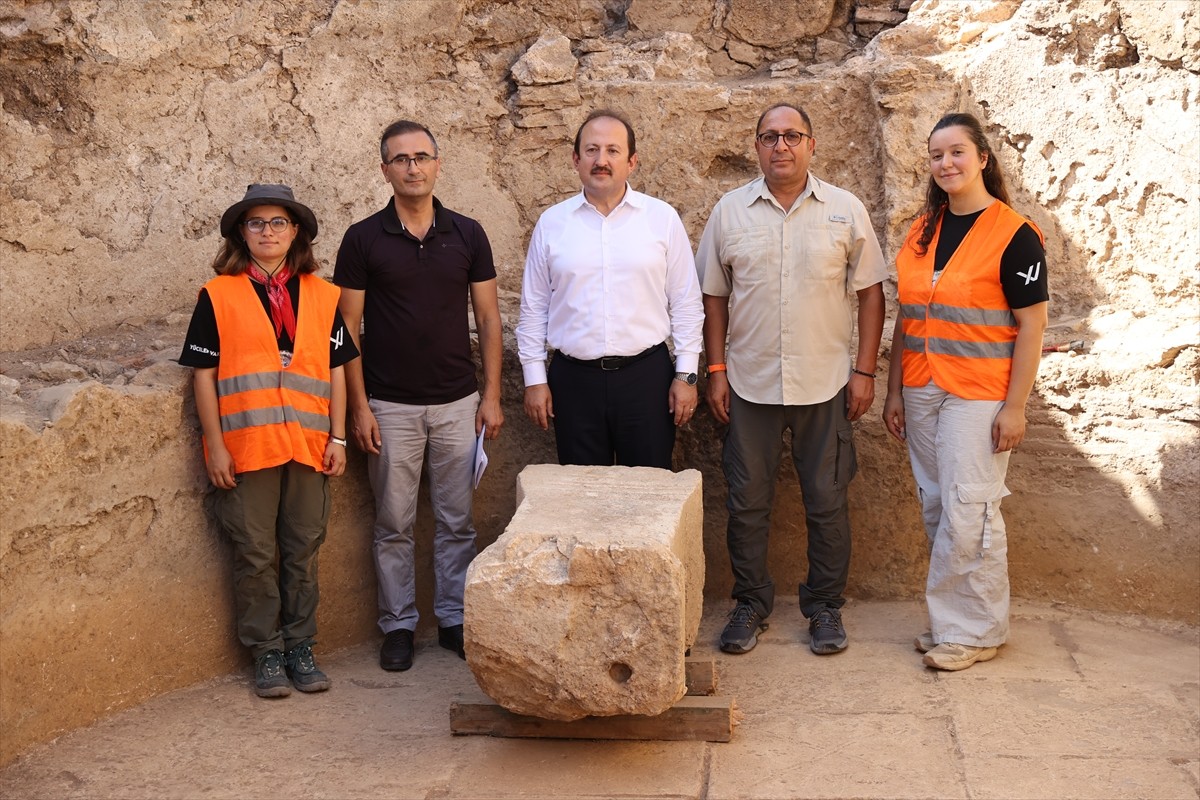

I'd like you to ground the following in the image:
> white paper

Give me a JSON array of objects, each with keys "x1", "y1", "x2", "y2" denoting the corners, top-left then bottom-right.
[{"x1": 473, "y1": 425, "x2": 488, "y2": 489}]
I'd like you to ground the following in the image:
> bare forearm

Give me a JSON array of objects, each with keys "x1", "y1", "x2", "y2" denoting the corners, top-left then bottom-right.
[
  {"x1": 886, "y1": 314, "x2": 905, "y2": 397},
  {"x1": 477, "y1": 316, "x2": 503, "y2": 401},
  {"x1": 193, "y1": 368, "x2": 225, "y2": 446},
  {"x1": 855, "y1": 284, "x2": 884, "y2": 374},
  {"x1": 1005, "y1": 304, "x2": 1048, "y2": 410},
  {"x1": 702, "y1": 294, "x2": 729, "y2": 364},
  {"x1": 329, "y1": 366, "x2": 347, "y2": 438}
]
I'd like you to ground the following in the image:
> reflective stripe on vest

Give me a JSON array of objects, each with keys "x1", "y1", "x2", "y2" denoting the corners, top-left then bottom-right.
[
  {"x1": 896, "y1": 202, "x2": 1042, "y2": 401},
  {"x1": 204, "y1": 272, "x2": 341, "y2": 473}
]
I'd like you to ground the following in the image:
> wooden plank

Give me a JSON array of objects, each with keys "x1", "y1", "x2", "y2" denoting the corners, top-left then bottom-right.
[
  {"x1": 684, "y1": 658, "x2": 716, "y2": 696},
  {"x1": 450, "y1": 695, "x2": 733, "y2": 742}
]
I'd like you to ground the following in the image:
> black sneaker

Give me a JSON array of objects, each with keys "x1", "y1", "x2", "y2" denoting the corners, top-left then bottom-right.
[
  {"x1": 809, "y1": 606, "x2": 848, "y2": 655},
  {"x1": 254, "y1": 649, "x2": 292, "y2": 698},
  {"x1": 284, "y1": 640, "x2": 331, "y2": 693},
  {"x1": 438, "y1": 624, "x2": 466, "y2": 659},
  {"x1": 719, "y1": 602, "x2": 767, "y2": 654},
  {"x1": 380, "y1": 628, "x2": 414, "y2": 671}
]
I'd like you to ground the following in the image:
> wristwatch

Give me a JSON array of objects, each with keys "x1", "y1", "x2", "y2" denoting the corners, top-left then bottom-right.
[{"x1": 674, "y1": 371, "x2": 698, "y2": 386}]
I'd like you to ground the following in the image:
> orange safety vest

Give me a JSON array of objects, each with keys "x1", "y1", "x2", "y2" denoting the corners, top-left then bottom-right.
[
  {"x1": 204, "y1": 272, "x2": 341, "y2": 473},
  {"x1": 896, "y1": 202, "x2": 1043, "y2": 401}
]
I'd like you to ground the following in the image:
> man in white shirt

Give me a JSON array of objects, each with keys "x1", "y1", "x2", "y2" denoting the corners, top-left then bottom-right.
[
  {"x1": 697, "y1": 103, "x2": 886, "y2": 657},
  {"x1": 517, "y1": 109, "x2": 704, "y2": 468}
]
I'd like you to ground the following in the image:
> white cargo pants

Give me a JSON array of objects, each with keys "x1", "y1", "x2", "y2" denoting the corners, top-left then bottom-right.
[{"x1": 903, "y1": 381, "x2": 1012, "y2": 648}]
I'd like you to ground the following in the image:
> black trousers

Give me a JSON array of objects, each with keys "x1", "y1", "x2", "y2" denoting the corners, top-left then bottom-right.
[{"x1": 547, "y1": 345, "x2": 675, "y2": 468}]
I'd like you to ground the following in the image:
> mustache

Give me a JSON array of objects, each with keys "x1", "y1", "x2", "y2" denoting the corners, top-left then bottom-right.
[{"x1": 590, "y1": 167, "x2": 612, "y2": 175}]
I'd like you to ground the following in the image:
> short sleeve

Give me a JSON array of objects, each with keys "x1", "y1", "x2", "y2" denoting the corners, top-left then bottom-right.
[
  {"x1": 178, "y1": 289, "x2": 220, "y2": 367},
  {"x1": 999, "y1": 224, "x2": 1048, "y2": 309},
  {"x1": 330, "y1": 308, "x2": 359, "y2": 367},
  {"x1": 466, "y1": 219, "x2": 497, "y2": 284}
]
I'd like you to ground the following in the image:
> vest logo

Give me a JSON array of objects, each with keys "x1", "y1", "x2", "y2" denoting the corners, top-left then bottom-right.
[
  {"x1": 1018, "y1": 261, "x2": 1041, "y2": 285},
  {"x1": 331, "y1": 327, "x2": 344, "y2": 348}
]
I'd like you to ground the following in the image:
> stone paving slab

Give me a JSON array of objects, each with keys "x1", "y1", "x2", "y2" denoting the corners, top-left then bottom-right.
[{"x1": 1, "y1": 599, "x2": 1196, "y2": 800}]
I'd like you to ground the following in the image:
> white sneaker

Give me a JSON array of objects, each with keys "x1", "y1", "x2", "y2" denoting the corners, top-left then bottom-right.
[{"x1": 923, "y1": 642, "x2": 998, "y2": 671}]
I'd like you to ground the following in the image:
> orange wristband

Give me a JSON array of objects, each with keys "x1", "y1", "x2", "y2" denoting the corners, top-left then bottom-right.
[{"x1": 707, "y1": 363, "x2": 727, "y2": 375}]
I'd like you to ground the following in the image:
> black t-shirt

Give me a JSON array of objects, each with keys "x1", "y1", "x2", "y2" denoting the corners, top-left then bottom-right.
[
  {"x1": 178, "y1": 274, "x2": 358, "y2": 368},
  {"x1": 333, "y1": 198, "x2": 496, "y2": 405},
  {"x1": 934, "y1": 209, "x2": 1049, "y2": 309}
]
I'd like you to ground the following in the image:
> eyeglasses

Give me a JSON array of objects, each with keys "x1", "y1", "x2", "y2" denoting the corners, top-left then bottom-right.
[
  {"x1": 385, "y1": 153, "x2": 437, "y2": 168},
  {"x1": 756, "y1": 130, "x2": 812, "y2": 148},
  {"x1": 242, "y1": 217, "x2": 295, "y2": 234}
]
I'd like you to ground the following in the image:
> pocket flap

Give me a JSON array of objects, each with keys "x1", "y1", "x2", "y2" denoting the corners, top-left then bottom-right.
[{"x1": 956, "y1": 481, "x2": 1011, "y2": 504}]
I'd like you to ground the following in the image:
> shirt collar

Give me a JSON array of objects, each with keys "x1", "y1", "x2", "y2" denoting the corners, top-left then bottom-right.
[
  {"x1": 381, "y1": 196, "x2": 450, "y2": 236},
  {"x1": 571, "y1": 183, "x2": 642, "y2": 214},
  {"x1": 747, "y1": 172, "x2": 826, "y2": 210}
]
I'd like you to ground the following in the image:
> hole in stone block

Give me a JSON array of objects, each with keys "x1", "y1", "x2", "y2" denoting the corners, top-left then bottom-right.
[{"x1": 608, "y1": 662, "x2": 633, "y2": 683}]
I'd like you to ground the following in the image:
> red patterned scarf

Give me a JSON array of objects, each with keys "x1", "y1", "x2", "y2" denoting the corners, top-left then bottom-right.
[{"x1": 246, "y1": 261, "x2": 296, "y2": 342}]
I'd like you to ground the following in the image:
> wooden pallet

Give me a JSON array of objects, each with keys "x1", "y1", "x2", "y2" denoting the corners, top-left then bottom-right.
[{"x1": 449, "y1": 658, "x2": 731, "y2": 742}]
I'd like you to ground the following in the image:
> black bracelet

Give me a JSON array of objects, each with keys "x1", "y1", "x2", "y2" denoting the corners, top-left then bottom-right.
[{"x1": 851, "y1": 368, "x2": 877, "y2": 379}]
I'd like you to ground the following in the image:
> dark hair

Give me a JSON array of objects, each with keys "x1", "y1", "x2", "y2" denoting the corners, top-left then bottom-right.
[
  {"x1": 913, "y1": 112, "x2": 1011, "y2": 256},
  {"x1": 211, "y1": 212, "x2": 318, "y2": 276},
  {"x1": 573, "y1": 109, "x2": 637, "y2": 157},
  {"x1": 379, "y1": 119, "x2": 438, "y2": 163},
  {"x1": 755, "y1": 103, "x2": 812, "y2": 136}
]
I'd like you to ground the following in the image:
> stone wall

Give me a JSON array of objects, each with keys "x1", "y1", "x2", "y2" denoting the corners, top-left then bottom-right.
[{"x1": 2, "y1": 0, "x2": 1197, "y2": 765}]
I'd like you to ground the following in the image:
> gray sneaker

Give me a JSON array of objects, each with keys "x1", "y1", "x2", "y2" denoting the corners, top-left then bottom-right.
[
  {"x1": 808, "y1": 607, "x2": 848, "y2": 655},
  {"x1": 254, "y1": 649, "x2": 292, "y2": 698},
  {"x1": 284, "y1": 640, "x2": 331, "y2": 693},
  {"x1": 720, "y1": 602, "x2": 767, "y2": 654},
  {"x1": 915, "y1": 631, "x2": 936, "y2": 653}
]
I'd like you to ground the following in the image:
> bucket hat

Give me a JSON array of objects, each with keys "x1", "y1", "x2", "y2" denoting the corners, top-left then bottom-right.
[{"x1": 220, "y1": 183, "x2": 318, "y2": 240}]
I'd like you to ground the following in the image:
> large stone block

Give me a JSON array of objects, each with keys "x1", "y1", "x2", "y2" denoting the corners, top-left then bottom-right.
[{"x1": 464, "y1": 465, "x2": 704, "y2": 721}]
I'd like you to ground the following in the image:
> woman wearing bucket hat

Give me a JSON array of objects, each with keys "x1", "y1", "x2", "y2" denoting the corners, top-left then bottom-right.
[{"x1": 179, "y1": 184, "x2": 359, "y2": 697}]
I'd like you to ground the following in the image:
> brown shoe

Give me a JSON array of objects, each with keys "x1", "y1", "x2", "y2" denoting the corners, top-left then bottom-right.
[{"x1": 923, "y1": 642, "x2": 998, "y2": 671}]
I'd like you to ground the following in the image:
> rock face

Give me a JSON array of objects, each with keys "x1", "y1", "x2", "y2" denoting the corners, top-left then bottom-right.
[{"x1": 464, "y1": 465, "x2": 704, "y2": 721}]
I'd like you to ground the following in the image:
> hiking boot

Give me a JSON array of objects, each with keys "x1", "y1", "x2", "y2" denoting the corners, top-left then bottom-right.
[
  {"x1": 254, "y1": 649, "x2": 292, "y2": 698},
  {"x1": 923, "y1": 642, "x2": 998, "y2": 671},
  {"x1": 808, "y1": 606, "x2": 848, "y2": 655},
  {"x1": 284, "y1": 640, "x2": 331, "y2": 693},
  {"x1": 719, "y1": 602, "x2": 767, "y2": 654},
  {"x1": 915, "y1": 631, "x2": 936, "y2": 653},
  {"x1": 380, "y1": 628, "x2": 414, "y2": 671},
  {"x1": 438, "y1": 624, "x2": 466, "y2": 659}
]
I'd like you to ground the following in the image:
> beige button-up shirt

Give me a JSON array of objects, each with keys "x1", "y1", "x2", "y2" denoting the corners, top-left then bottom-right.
[{"x1": 696, "y1": 174, "x2": 886, "y2": 406}]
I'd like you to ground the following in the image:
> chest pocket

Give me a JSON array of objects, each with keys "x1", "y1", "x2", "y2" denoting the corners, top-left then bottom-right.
[
  {"x1": 803, "y1": 223, "x2": 852, "y2": 281},
  {"x1": 721, "y1": 225, "x2": 775, "y2": 285}
]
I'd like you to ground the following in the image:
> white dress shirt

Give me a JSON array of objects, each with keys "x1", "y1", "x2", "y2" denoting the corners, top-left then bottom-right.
[
  {"x1": 517, "y1": 185, "x2": 704, "y2": 386},
  {"x1": 696, "y1": 174, "x2": 887, "y2": 406}
]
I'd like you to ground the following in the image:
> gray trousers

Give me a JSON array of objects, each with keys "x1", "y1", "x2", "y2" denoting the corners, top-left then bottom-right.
[
  {"x1": 367, "y1": 393, "x2": 478, "y2": 634},
  {"x1": 903, "y1": 382, "x2": 1011, "y2": 647},
  {"x1": 213, "y1": 460, "x2": 330, "y2": 659},
  {"x1": 723, "y1": 387, "x2": 857, "y2": 620}
]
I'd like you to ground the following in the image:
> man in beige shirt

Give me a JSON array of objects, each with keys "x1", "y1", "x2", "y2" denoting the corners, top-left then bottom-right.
[{"x1": 696, "y1": 103, "x2": 886, "y2": 656}]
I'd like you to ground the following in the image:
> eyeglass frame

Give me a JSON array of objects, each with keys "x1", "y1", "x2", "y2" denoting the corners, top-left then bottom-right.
[
  {"x1": 384, "y1": 152, "x2": 439, "y2": 168},
  {"x1": 241, "y1": 216, "x2": 296, "y2": 234},
  {"x1": 755, "y1": 130, "x2": 813, "y2": 149}
]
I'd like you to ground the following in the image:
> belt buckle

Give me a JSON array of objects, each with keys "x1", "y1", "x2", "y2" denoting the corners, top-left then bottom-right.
[{"x1": 600, "y1": 356, "x2": 624, "y2": 371}]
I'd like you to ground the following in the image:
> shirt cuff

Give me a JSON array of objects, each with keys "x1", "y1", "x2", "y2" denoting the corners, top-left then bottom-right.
[
  {"x1": 673, "y1": 353, "x2": 700, "y2": 374},
  {"x1": 522, "y1": 361, "x2": 548, "y2": 386}
]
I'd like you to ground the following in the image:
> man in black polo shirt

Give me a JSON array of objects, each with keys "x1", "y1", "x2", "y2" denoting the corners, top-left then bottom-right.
[{"x1": 334, "y1": 119, "x2": 504, "y2": 672}]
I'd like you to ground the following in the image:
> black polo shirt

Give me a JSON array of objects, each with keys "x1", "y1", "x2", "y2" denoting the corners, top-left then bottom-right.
[{"x1": 333, "y1": 197, "x2": 496, "y2": 405}]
